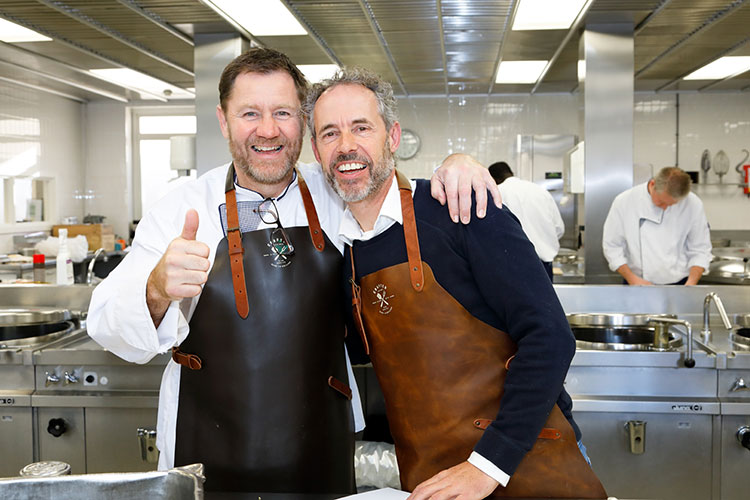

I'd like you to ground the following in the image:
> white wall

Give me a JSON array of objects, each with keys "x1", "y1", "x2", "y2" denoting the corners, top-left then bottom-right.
[
  {"x1": 0, "y1": 80, "x2": 85, "y2": 253},
  {"x1": 84, "y1": 101, "x2": 132, "y2": 239},
  {"x1": 392, "y1": 92, "x2": 750, "y2": 231}
]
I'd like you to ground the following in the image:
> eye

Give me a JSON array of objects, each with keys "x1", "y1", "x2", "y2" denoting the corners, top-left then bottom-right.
[
  {"x1": 242, "y1": 111, "x2": 258, "y2": 119},
  {"x1": 274, "y1": 110, "x2": 292, "y2": 119}
]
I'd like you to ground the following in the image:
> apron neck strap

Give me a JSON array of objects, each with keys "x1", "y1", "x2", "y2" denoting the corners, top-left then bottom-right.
[
  {"x1": 224, "y1": 164, "x2": 249, "y2": 318},
  {"x1": 395, "y1": 170, "x2": 424, "y2": 292},
  {"x1": 295, "y1": 168, "x2": 326, "y2": 252}
]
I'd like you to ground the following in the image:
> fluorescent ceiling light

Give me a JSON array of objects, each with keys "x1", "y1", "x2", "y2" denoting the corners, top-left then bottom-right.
[
  {"x1": 89, "y1": 68, "x2": 194, "y2": 100},
  {"x1": 495, "y1": 60, "x2": 548, "y2": 84},
  {"x1": 683, "y1": 56, "x2": 750, "y2": 80},
  {"x1": 206, "y1": 0, "x2": 307, "y2": 36},
  {"x1": 513, "y1": 0, "x2": 588, "y2": 30},
  {"x1": 298, "y1": 64, "x2": 339, "y2": 83},
  {"x1": 0, "y1": 18, "x2": 52, "y2": 42}
]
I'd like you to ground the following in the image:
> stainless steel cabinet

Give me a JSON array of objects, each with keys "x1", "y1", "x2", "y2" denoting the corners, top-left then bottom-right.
[
  {"x1": 85, "y1": 407, "x2": 158, "y2": 473},
  {"x1": 0, "y1": 405, "x2": 33, "y2": 477},
  {"x1": 36, "y1": 407, "x2": 86, "y2": 474}
]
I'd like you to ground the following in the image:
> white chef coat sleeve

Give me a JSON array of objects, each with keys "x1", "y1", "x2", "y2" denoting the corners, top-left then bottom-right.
[
  {"x1": 468, "y1": 451, "x2": 510, "y2": 487},
  {"x1": 684, "y1": 197, "x2": 712, "y2": 271},
  {"x1": 546, "y1": 190, "x2": 564, "y2": 240},
  {"x1": 87, "y1": 210, "x2": 190, "y2": 364},
  {"x1": 602, "y1": 198, "x2": 628, "y2": 272}
]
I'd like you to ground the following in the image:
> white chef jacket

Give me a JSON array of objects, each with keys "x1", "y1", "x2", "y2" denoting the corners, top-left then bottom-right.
[
  {"x1": 337, "y1": 177, "x2": 510, "y2": 488},
  {"x1": 87, "y1": 162, "x2": 365, "y2": 471},
  {"x1": 497, "y1": 177, "x2": 564, "y2": 262},
  {"x1": 602, "y1": 182, "x2": 712, "y2": 284}
]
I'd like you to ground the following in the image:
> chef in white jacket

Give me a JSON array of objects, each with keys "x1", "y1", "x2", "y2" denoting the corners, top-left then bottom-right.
[
  {"x1": 602, "y1": 166, "x2": 712, "y2": 285},
  {"x1": 489, "y1": 161, "x2": 564, "y2": 280},
  {"x1": 86, "y1": 47, "x2": 500, "y2": 494}
]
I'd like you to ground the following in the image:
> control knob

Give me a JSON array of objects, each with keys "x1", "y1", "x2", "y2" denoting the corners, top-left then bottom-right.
[
  {"x1": 47, "y1": 418, "x2": 67, "y2": 438},
  {"x1": 737, "y1": 426, "x2": 750, "y2": 451}
]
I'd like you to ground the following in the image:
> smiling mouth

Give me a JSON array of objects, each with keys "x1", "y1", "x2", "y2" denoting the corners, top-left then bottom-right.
[
  {"x1": 252, "y1": 145, "x2": 283, "y2": 153},
  {"x1": 337, "y1": 162, "x2": 367, "y2": 173}
]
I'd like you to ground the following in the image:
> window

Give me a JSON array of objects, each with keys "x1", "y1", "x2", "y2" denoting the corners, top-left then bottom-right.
[{"x1": 132, "y1": 107, "x2": 197, "y2": 220}]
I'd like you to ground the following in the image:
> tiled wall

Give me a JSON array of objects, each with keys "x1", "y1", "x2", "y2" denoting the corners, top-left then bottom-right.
[
  {"x1": 1, "y1": 79, "x2": 748, "y2": 257},
  {"x1": 0, "y1": 81, "x2": 85, "y2": 253},
  {"x1": 391, "y1": 92, "x2": 750, "y2": 231}
]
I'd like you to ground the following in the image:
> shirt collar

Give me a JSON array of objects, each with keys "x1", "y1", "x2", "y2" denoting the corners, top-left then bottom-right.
[
  {"x1": 337, "y1": 175, "x2": 416, "y2": 245},
  {"x1": 233, "y1": 168, "x2": 297, "y2": 201}
]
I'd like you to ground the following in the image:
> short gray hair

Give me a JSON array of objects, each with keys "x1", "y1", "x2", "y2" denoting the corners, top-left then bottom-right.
[
  {"x1": 652, "y1": 166, "x2": 691, "y2": 199},
  {"x1": 304, "y1": 67, "x2": 398, "y2": 139}
]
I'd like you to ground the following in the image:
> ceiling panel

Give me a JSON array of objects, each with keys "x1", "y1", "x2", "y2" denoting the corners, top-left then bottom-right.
[{"x1": 0, "y1": 0, "x2": 747, "y2": 100}]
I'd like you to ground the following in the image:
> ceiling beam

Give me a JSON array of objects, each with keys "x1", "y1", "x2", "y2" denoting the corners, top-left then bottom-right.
[
  {"x1": 0, "y1": 59, "x2": 129, "y2": 102},
  {"x1": 34, "y1": 0, "x2": 193, "y2": 77},
  {"x1": 115, "y1": 0, "x2": 194, "y2": 46},
  {"x1": 281, "y1": 0, "x2": 342, "y2": 67},
  {"x1": 487, "y1": 0, "x2": 520, "y2": 96},
  {"x1": 357, "y1": 0, "x2": 409, "y2": 96},
  {"x1": 655, "y1": 35, "x2": 750, "y2": 92},
  {"x1": 0, "y1": 74, "x2": 86, "y2": 103},
  {"x1": 634, "y1": 0, "x2": 674, "y2": 36},
  {"x1": 531, "y1": 0, "x2": 596, "y2": 94},
  {"x1": 635, "y1": 0, "x2": 748, "y2": 78}
]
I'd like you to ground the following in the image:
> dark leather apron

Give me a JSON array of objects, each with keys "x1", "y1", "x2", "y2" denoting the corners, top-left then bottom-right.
[
  {"x1": 173, "y1": 165, "x2": 355, "y2": 494},
  {"x1": 349, "y1": 171, "x2": 606, "y2": 498}
]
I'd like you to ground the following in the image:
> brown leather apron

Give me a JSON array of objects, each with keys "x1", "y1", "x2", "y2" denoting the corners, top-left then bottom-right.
[
  {"x1": 173, "y1": 165, "x2": 355, "y2": 494},
  {"x1": 349, "y1": 171, "x2": 606, "y2": 498}
]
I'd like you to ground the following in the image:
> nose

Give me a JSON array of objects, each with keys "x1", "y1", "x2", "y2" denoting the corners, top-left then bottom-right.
[
  {"x1": 337, "y1": 130, "x2": 357, "y2": 154},
  {"x1": 256, "y1": 113, "x2": 280, "y2": 138}
]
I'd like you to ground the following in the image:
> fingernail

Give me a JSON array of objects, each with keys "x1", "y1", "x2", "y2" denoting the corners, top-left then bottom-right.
[
  {"x1": 462, "y1": 216, "x2": 469, "y2": 224},
  {"x1": 478, "y1": 209, "x2": 486, "y2": 218},
  {"x1": 452, "y1": 215, "x2": 459, "y2": 223}
]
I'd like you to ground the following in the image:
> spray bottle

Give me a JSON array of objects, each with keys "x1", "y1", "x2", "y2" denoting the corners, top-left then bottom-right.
[{"x1": 56, "y1": 228, "x2": 75, "y2": 285}]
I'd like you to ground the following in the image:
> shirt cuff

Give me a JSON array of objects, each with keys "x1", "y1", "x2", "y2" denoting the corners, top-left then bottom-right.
[{"x1": 467, "y1": 451, "x2": 510, "y2": 487}]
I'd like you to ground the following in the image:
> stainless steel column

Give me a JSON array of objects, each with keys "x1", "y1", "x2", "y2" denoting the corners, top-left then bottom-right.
[
  {"x1": 579, "y1": 24, "x2": 634, "y2": 283},
  {"x1": 194, "y1": 34, "x2": 250, "y2": 176}
]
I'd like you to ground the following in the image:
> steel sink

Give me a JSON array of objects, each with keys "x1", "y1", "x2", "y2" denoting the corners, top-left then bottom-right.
[
  {"x1": 567, "y1": 313, "x2": 683, "y2": 351},
  {"x1": 729, "y1": 313, "x2": 750, "y2": 348}
]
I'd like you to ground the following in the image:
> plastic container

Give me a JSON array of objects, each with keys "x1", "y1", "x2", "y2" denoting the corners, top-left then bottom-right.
[
  {"x1": 32, "y1": 254, "x2": 46, "y2": 283},
  {"x1": 55, "y1": 229, "x2": 74, "y2": 285}
]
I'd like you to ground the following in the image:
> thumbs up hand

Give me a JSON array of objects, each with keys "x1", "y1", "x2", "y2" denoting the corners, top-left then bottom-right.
[{"x1": 146, "y1": 209, "x2": 211, "y2": 326}]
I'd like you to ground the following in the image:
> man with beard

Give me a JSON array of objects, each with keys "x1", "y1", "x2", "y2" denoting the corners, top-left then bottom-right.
[
  {"x1": 305, "y1": 68, "x2": 607, "y2": 499},
  {"x1": 87, "y1": 48, "x2": 499, "y2": 494}
]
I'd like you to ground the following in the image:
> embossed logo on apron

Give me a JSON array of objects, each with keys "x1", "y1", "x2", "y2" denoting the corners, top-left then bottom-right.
[
  {"x1": 371, "y1": 284, "x2": 395, "y2": 314},
  {"x1": 264, "y1": 236, "x2": 293, "y2": 268}
]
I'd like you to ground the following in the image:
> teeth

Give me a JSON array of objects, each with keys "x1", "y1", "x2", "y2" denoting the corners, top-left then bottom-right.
[
  {"x1": 252, "y1": 145, "x2": 282, "y2": 152},
  {"x1": 338, "y1": 163, "x2": 366, "y2": 172}
]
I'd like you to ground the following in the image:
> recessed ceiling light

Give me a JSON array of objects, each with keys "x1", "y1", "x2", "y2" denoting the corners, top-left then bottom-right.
[
  {"x1": 298, "y1": 64, "x2": 339, "y2": 83},
  {"x1": 205, "y1": 0, "x2": 307, "y2": 37},
  {"x1": 495, "y1": 61, "x2": 548, "y2": 84},
  {"x1": 683, "y1": 56, "x2": 750, "y2": 80},
  {"x1": 512, "y1": 0, "x2": 588, "y2": 30},
  {"x1": 0, "y1": 18, "x2": 52, "y2": 42},
  {"x1": 89, "y1": 68, "x2": 194, "y2": 100}
]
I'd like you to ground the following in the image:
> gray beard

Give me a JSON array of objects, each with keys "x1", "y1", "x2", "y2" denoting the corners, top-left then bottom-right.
[
  {"x1": 228, "y1": 135, "x2": 302, "y2": 186},
  {"x1": 326, "y1": 145, "x2": 395, "y2": 204}
]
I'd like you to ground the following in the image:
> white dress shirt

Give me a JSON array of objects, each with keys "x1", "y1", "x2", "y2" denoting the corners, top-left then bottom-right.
[
  {"x1": 602, "y1": 182, "x2": 712, "y2": 284},
  {"x1": 497, "y1": 177, "x2": 564, "y2": 262},
  {"x1": 87, "y1": 162, "x2": 364, "y2": 470},
  {"x1": 338, "y1": 176, "x2": 510, "y2": 487}
]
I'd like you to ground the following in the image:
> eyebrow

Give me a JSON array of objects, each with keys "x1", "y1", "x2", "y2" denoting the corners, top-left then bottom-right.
[{"x1": 318, "y1": 117, "x2": 373, "y2": 134}]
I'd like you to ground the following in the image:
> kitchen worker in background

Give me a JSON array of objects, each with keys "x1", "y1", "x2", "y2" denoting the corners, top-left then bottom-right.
[
  {"x1": 489, "y1": 161, "x2": 564, "y2": 280},
  {"x1": 86, "y1": 48, "x2": 500, "y2": 494},
  {"x1": 305, "y1": 67, "x2": 606, "y2": 499},
  {"x1": 602, "y1": 166, "x2": 712, "y2": 286}
]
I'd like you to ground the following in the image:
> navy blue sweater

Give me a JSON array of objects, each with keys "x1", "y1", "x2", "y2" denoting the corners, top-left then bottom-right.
[{"x1": 344, "y1": 179, "x2": 579, "y2": 477}]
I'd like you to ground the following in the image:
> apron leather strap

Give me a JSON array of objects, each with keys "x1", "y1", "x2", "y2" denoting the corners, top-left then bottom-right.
[
  {"x1": 172, "y1": 346, "x2": 203, "y2": 370},
  {"x1": 349, "y1": 246, "x2": 370, "y2": 355},
  {"x1": 296, "y1": 168, "x2": 326, "y2": 252},
  {"x1": 396, "y1": 171, "x2": 424, "y2": 292},
  {"x1": 225, "y1": 165, "x2": 250, "y2": 319}
]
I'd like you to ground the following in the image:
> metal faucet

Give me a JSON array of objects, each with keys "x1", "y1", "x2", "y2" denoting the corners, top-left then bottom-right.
[
  {"x1": 646, "y1": 317, "x2": 695, "y2": 368},
  {"x1": 702, "y1": 292, "x2": 732, "y2": 342},
  {"x1": 87, "y1": 247, "x2": 106, "y2": 285}
]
